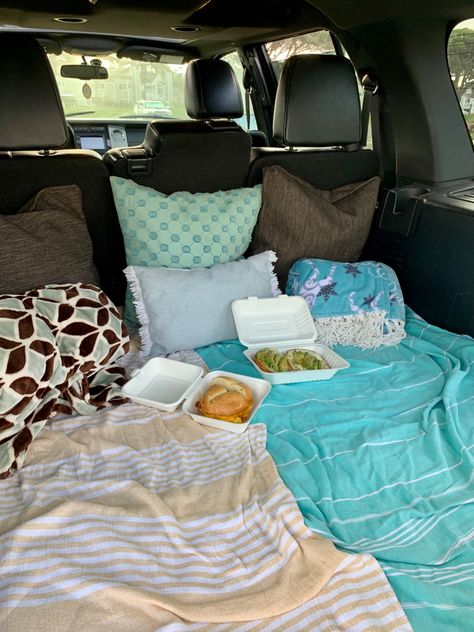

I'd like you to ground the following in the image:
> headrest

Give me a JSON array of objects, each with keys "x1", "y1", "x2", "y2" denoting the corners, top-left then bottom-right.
[
  {"x1": 185, "y1": 58, "x2": 243, "y2": 120},
  {"x1": 273, "y1": 55, "x2": 361, "y2": 147},
  {"x1": 144, "y1": 118, "x2": 245, "y2": 153},
  {"x1": 0, "y1": 34, "x2": 68, "y2": 150}
]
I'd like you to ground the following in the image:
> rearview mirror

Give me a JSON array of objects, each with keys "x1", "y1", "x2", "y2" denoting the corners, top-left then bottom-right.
[{"x1": 60, "y1": 64, "x2": 108, "y2": 80}]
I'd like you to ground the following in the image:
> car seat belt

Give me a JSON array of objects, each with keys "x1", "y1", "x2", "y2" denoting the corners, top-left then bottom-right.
[
  {"x1": 361, "y1": 72, "x2": 378, "y2": 148},
  {"x1": 245, "y1": 91, "x2": 251, "y2": 129},
  {"x1": 243, "y1": 68, "x2": 252, "y2": 130}
]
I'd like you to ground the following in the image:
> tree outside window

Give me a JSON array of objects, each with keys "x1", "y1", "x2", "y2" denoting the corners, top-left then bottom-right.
[{"x1": 448, "y1": 19, "x2": 474, "y2": 142}]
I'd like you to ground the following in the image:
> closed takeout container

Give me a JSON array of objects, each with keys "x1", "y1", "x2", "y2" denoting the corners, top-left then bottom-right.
[
  {"x1": 122, "y1": 359, "x2": 271, "y2": 434},
  {"x1": 231, "y1": 295, "x2": 349, "y2": 385}
]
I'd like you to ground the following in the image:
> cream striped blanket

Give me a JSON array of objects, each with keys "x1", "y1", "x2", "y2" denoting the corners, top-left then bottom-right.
[{"x1": 0, "y1": 403, "x2": 411, "y2": 631}]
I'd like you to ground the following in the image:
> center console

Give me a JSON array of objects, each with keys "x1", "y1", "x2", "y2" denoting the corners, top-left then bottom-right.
[{"x1": 70, "y1": 121, "x2": 146, "y2": 154}]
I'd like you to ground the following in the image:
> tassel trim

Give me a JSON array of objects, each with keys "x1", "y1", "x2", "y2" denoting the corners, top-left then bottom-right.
[
  {"x1": 314, "y1": 311, "x2": 406, "y2": 349},
  {"x1": 123, "y1": 267, "x2": 154, "y2": 357}
]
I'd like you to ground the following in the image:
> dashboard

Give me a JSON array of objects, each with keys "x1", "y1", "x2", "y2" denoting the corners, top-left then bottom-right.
[{"x1": 68, "y1": 120, "x2": 147, "y2": 154}]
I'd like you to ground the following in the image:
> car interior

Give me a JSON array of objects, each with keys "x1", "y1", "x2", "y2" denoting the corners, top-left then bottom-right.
[{"x1": 0, "y1": 1, "x2": 473, "y2": 631}]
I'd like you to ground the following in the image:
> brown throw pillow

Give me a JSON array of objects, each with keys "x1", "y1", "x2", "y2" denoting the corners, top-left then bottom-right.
[
  {"x1": 0, "y1": 185, "x2": 100, "y2": 294},
  {"x1": 249, "y1": 165, "x2": 381, "y2": 288}
]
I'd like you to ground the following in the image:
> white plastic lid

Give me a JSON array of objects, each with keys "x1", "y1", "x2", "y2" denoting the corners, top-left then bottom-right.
[{"x1": 231, "y1": 295, "x2": 317, "y2": 350}]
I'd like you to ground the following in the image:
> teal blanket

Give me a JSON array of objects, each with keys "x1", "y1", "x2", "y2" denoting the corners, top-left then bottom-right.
[{"x1": 197, "y1": 310, "x2": 474, "y2": 632}]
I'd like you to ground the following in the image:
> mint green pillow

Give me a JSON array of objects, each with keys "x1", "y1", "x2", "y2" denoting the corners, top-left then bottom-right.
[
  {"x1": 111, "y1": 177, "x2": 261, "y2": 268},
  {"x1": 110, "y1": 177, "x2": 262, "y2": 327}
]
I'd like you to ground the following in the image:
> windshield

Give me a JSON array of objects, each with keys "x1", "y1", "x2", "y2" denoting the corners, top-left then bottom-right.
[{"x1": 48, "y1": 52, "x2": 189, "y2": 120}]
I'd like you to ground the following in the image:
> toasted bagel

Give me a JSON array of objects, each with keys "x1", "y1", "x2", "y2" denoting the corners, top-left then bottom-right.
[{"x1": 196, "y1": 376, "x2": 253, "y2": 423}]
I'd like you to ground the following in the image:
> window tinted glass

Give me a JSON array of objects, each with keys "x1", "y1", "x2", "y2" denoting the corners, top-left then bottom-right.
[
  {"x1": 221, "y1": 50, "x2": 257, "y2": 130},
  {"x1": 448, "y1": 19, "x2": 474, "y2": 144},
  {"x1": 48, "y1": 52, "x2": 189, "y2": 120},
  {"x1": 265, "y1": 31, "x2": 336, "y2": 79}
]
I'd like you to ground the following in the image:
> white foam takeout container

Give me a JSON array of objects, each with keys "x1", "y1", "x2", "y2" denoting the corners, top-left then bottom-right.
[
  {"x1": 122, "y1": 358, "x2": 271, "y2": 434},
  {"x1": 182, "y1": 370, "x2": 271, "y2": 434},
  {"x1": 122, "y1": 357, "x2": 204, "y2": 412},
  {"x1": 231, "y1": 295, "x2": 350, "y2": 385}
]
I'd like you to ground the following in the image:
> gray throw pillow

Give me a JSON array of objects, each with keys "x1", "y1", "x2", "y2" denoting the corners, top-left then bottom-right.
[
  {"x1": 249, "y1": 165, "x2": 381, "y2": 288},
  {"x1": 0, "y1": 185, "x2": 99, "y2": 294},
  {"x1": 125, "y1": 251, "x2": 280, "y2": 355}
]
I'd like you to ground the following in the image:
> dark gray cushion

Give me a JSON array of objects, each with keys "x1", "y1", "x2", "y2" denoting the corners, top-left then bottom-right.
[
  {"x1": 0, "y1": 185, "x2": 99, "y2": 294},
  {"x1": 248, "y1": 165, "x2": 381, "y2": 288},
  {"x1": 0, "y1": 152, "x2": 126, "y2": 305}
]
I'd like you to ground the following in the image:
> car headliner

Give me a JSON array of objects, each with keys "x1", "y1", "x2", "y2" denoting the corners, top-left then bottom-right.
[{"x1": 0, "y1": 0, "x2": 472, "y2": 56}]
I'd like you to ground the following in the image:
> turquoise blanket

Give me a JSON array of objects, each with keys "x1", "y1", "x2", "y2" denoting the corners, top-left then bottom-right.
[{"x1": 197, "y1": 310, "x2": 474, "y2": 632}]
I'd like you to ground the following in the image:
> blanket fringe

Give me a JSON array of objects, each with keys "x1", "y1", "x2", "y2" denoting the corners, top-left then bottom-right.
[
  {"x1": 124, "y1": 267, "x2": 154, "y2": 357},
  {"x1": 383, "y1": 318, "x2": 407, "y2": 345},
  {"x1": 315, "y1": 311, "x2": 406, "y2": 349}
]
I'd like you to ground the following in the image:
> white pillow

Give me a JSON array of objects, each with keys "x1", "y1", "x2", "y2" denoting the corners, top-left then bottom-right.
[{"x1": 125, "y1": 251, "x2": 280, "y2": 355}]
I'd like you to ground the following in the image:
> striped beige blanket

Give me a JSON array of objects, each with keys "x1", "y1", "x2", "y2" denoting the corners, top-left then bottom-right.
[{"x1": 0, "y1": 402, "x2": 412, "y2": 631}]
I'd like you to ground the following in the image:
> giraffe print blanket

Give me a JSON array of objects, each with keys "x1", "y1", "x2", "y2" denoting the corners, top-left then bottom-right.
[{"x1": 0, "y1": 283, "x2": 130, "y2": 478}]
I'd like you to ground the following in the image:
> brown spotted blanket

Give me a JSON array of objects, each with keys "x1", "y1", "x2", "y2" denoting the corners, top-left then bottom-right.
[{"x1": 0, "y1": 283, "x2": 129, "y2": 478}]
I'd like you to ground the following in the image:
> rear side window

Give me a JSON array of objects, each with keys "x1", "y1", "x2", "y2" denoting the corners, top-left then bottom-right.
[
  {"x1": 448, "y1": 19, "x2": 474, "y2": 144},
  {"x1": 265, "y1": 31, "x2": 336, "y2": 79}
]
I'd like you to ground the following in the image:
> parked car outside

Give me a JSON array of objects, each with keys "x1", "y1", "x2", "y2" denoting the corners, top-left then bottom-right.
[{"x1": 133, "y1": 99, "x2": 172, "y2": 117}]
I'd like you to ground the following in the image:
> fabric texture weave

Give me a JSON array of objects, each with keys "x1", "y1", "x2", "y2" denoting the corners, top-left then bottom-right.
[
  {"x1": 110, "y1": 176, "x2": 262, "y2": 326},
  {"x1": 0, "y1": 404, "x2": 412, "y2": 631},
  {"x1": 249, "y1": 165, "x2": 380, "y2": 287},
  {"x1": 126, "y1": 251, "x2": 280, "y2": 355},
  {"x1": 0, "y1": 185, "x2": 99, "y2": 295},
  {"x1": 287, "y1": 258, "x2": 406, "y2": 348},
  {"x1": 0, "y1": 283, "x2": 129, "y2": 478}
]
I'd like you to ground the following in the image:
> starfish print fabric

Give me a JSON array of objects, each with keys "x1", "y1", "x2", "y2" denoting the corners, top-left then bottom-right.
[{"x1": 286, "y1": 258, "x2": 406, "y2": 348}]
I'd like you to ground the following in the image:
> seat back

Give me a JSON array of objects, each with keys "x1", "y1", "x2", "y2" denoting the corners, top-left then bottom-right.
[
  {"x1": 248, "y1": 54, "x2": 379, "y2": 189},
  {"x1": 104, "y1": 58, "x2": 252, "y2": 194},
  {"x1": 0, "y1": 34, "x2": 126, "y2": 304}
]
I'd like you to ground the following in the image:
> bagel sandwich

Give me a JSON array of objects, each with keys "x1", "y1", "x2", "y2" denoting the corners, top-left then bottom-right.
[{"x1": 196, "y1": 376, "x2": 253, "y2": 423}]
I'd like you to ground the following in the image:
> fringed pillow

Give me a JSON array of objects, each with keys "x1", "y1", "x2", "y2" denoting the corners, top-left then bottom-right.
[
  {"x1": 125, "y1": 251, "x2": 280, "y2": 355},
  {"x1": 286, "y1": 259, "x2": 406, "y2": 349}
]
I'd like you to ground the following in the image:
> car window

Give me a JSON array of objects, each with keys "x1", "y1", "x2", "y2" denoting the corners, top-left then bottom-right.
[
  {"x1": 48, "y1": 51, "x2": 189, "y2": 120},
  {"x1": 220, "y1": 50, "x2": 257, "y2": 130},
  {"x1": 265, "y1": 30, "x2": 336, "y2": 79},
  {"x1": 448, "y1": 19, "x2": 474, "y2": 145}
]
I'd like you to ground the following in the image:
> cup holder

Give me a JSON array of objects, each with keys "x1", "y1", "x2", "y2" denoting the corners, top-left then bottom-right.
[{"x1": 379, "y1": 184, "x2": 431, "y2": 235}]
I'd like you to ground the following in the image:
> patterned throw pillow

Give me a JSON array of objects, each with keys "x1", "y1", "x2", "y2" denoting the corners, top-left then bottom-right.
[{"x1": 110, "y1": 177, "x2": 262, "y2": 326}]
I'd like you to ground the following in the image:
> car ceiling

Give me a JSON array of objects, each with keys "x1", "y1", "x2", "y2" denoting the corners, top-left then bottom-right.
[{"x1": 0, "y1": 0, "x2": 472, "y2": 56}]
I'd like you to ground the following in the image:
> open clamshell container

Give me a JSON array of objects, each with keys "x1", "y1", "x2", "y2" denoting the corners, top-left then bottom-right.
[
  {"x1": 123, "y1": 358, "x2": 271, "y2": 434},
  {"x1": 122, "y1": 357, "x2": 204, "y2": 412},
  {"x1": 182, "y1": 370, "x2": 271, "y2": 434},
  {"x1": 232, "y1": 295, "x2": 349, "y2": 385}
]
